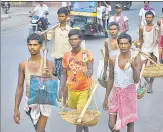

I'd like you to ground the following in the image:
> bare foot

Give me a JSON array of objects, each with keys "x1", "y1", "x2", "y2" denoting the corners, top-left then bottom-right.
[{"x1": 147, "y1": 83, "x2": 153, "y2": 93}]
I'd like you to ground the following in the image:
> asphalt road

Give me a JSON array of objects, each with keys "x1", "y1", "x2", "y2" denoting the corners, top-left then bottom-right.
[{"x1": 1, "y1": 2, "x2": 163, "y2": 132}]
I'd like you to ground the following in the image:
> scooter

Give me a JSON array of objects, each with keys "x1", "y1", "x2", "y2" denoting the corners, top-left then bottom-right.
[{"x1": 29, "y1": 11, "x2": 50, "y2": 34}]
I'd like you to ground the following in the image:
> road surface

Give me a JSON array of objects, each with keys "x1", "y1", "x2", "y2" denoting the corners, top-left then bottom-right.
[{"x1": 1, "y1": 2, "x2": 163, "y2": 132}]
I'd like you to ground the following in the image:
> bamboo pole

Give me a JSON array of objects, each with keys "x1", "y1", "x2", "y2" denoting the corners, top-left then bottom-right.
[
  {"x1": 40, "y1": 24, "x2": 59, "y2": 35},
  {"x1": 131, "y1": 48, "x2": 161, "y2": 69},
  {"x1": 136, "y1": 64, "x2": 146, "y2": 89},
  {"x1": 100, "y1": 49, "x2": 105, "y2": 58},
  {"x1": 124, "y1": 49, "x2": 140, "y2": 70},
  {"x1": 76, "y1": 82, "x2": 98, "y2": 123}
]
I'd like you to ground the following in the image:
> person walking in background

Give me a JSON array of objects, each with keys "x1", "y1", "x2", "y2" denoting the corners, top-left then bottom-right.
[
  {"x1": 109, "y1": 4, "x2": 129, "y2": 33},
  {"x1": 103, "y1": 22, "x2": 120, "y2": 80},
  {"x1": 47, "y1": 7, "x2": 72, "y2": 80},
  {"x1": 157, "y1": 8, "x2": 163, "y2": 63},
  {"x1": 138, "y1": 11, "x2": 159, "y2": 93},
  {"x1": 138, "y1": 1, "x2": 155, "y2": 27}
]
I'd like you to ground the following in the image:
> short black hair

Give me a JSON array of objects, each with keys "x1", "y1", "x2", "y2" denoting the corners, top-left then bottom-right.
[
  {"x1": 68, "y1": 29, "x2": 83, "y2": 40},
  {"x1": 57, "y1": 7, "x2": 68, "y2": 15},
  {"x1": 117, "y1": 33, "x2": 132, "y2": 44},
  {"x1": 27, "y1": 33, "x2": 44, "y2": 44},
  {"x1": 144, "y1": 1, "x2": 149, "y2": 3},
  {"x1": 108, "y1": 22, "x2": 120, "y2": 30},
  {"x1": 145, "y1": 10, "x2": 154, "y2": 17}
]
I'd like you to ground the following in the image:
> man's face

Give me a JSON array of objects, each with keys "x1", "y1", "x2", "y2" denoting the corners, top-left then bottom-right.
[
  {"x1": 69, "y1": 35, "x2": 81, "y2": 49},
  {"x1": 144, "y1": 2, "x2": 149, "y2": 7},
  {"x1": 115, "y1": 7, "x2": 122, "y2": 14},
  {"x1": 39, "y1": 2, "x2": 43, "y2": 6},
  {"x1": 109, "y1": 25, "x2": 119, "y2": 38},
  {"x1": 98, "y1": 2, "x2": 101, "y2": 7},
  {"x1": 145, "y1": 14, "x2": 154, "y2": 24},
  {"x1": 27, "y1": 40, "x2": 42, "y2": 55},
  {"x1": 58, "y1": 13, "x2": 67, "y2": 24},
  {"x1": 118, "y1": 38, "x2": 131, "y2": 53}
]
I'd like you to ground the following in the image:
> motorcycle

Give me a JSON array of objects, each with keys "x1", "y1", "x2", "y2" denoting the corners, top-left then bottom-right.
[
  {"x1": 29, "y1": 11, "x2": 50, "y2": 34},
  {"x1": 116, "y1": 1, "x2": 132, "y2": 10},
  {"x1": 1, "y1": 2, "x2": 10, "y2": 14}
]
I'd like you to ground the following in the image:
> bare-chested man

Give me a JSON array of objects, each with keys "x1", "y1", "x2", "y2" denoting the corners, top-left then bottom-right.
[
  {"x1": 103, "y1": 22, "x2": 120, "y2": 80},
  {"x1": 13, "y1": 33, "x2": 54, "y2": 132},
  {"x1": 103, "y1": 33, "x2": 139, "y2": 132}
]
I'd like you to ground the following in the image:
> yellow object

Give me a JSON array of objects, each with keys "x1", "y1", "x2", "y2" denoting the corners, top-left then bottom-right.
[
  {"x1": 70, "y1": 11, "x2": 97, "y2": 17},
  {"x1": 58, "y1": 81, "x2": 101, "y2": 127},
  {"x1": 73, "y1": 27, "x2": 80, "y2": 30},
  {"x1": 68, "y1": 89, "x2": 89, "y2": 111},
  {"x1": 58, "y1": 110, "x2": 100, "y2": 126},
  {"x1": 142, "y1": 64, "x2": 163, "y2": 78}
]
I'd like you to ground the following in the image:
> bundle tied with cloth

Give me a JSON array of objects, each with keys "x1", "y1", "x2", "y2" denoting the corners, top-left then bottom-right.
[
  {"x1": 27, "y1": 30, "x2": 59, "y2": 106},
  {"x1": 58, "y1": 50, "x2": 101, "y2": 127}
]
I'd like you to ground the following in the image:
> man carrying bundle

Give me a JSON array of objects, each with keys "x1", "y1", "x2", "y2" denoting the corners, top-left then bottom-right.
[
  {"x1": 13, "y1": 33, "x2": 54, "y2": 132},
  {"x1": 58, "y1": 29, "x2": 94, "y2": 132},
  {"x1": 138, "y1": 11, "x2": 159, "y2": 93},
  {"x1": 47, "y1": 7, "x2": 72, "y2": 80},
  {"x1": 103, "y1": 33, "x2": 140, "y2": 132}
]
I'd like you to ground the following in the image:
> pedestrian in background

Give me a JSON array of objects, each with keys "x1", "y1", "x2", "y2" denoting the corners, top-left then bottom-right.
[
  {"x1": 138, "y1": 1, "x2": 155, "y2": 27},
  {"x1": 109, "y1": 4, "x2": 129, "y2": 33}
]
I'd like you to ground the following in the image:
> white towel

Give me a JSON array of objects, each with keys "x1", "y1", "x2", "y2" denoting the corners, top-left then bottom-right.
[{"x1": 24, "y1": 98, "x2": 52, "y2": 125}]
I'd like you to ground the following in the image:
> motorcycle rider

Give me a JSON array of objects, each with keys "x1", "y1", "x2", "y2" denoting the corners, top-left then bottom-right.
[
  {"x1": 30, "y1": 2, "x2": 50, "y2": 31},
  {"x1": 1, "y1": 1, "x2": 10, "y2": 14},
  {"x1": 1, "y1": 1, "x2": 10, "y2": 8}
]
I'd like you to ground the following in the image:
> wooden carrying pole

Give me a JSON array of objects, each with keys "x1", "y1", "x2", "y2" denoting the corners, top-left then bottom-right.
[
  {"x1": 124, "y1": 48, "x2": 161, "y2": 70},
  {"x1": 40, "y1": 24, "x2": 59, "y2": 35},
  {"x1": 100, "y1": 49, "x2": 105, "y2": 58},
  {"x1": 124, "y1": 31, "x2": 139, "y2": 70},
  {"x1": 136, "y1": 64, "x2": 146, "y2": 89},
  {"x1": 132, "y1": 48, "x2": 162, "y2": 69},
  {"x1": 42, "y1": 33, "x2": 49, "y2": 74},
  {"x1": 124, "y1": 49, "x2": 140, "y2": 70},
  {"x1": 77, "y1": 82, "x2": 98, "y2": 123}
]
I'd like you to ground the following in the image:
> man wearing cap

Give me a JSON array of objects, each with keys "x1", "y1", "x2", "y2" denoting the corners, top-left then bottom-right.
[{"x1": 109, "y1": 4, "x2": 129, "y2": 33}]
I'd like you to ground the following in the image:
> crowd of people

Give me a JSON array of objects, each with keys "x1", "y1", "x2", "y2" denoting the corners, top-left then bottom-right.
[{"x1": 13, "y1": 1, "x2": 163, "y2": 132}]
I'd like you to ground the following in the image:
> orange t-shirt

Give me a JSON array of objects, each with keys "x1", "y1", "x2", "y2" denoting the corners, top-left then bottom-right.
[{"x1": 62, "y1": 50, "x2": 94, "y2": 91}]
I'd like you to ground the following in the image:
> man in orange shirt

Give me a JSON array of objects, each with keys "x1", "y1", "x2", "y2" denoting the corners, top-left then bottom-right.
[{"x1": 58, "y1": 29, "x2": 94, "y2": 132}]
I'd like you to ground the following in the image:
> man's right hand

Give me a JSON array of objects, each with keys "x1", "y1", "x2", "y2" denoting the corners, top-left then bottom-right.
[
  {"x1": 138, "y1": 23, "x2": 141, "y2": 28},
  {"x1": 103, "y1": 99, "x2": 108, "y2": 111},
  {"x1": 13, "y1": 110, "x2": 20, "y2": 124},
  {"x1": 57, "y1": 89, "x2": 63, "y2": 102},
  {"x1": 102, "y1": 72, "x2": 107, "y2": 80}
]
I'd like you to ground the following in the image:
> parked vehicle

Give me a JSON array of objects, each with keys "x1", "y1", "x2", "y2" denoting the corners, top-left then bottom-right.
[
  {"x1": 70, "y1": 2, "x2": 108, "y2": 38},
  {"x1": 116, "y1": 1, "x2": 132, "y2": 10}
]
